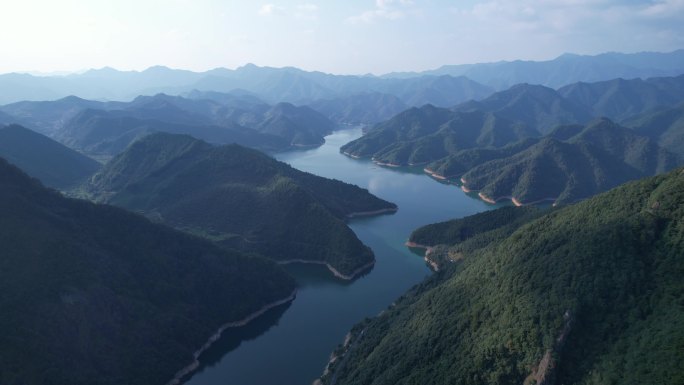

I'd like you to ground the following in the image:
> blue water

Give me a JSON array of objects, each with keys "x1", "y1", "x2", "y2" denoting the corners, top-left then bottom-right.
[{"x1": 185, "y1": 128, "x2": 500, "y2": 385}]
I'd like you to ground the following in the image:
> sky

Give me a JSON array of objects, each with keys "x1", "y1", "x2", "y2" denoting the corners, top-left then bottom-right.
[{"x1": 1, "y1": 0, "x2": 683, "y2": 75}]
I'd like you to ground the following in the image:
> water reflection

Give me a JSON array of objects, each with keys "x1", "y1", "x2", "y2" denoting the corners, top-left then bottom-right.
[
  {"x1": 192, "y1": 301, "x2": 292, "y2": 371},
  {"x1": 283, "y1": 264, "x2": 355, "y2": 289}
]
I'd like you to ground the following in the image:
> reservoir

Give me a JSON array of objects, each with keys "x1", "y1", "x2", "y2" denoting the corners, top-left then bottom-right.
[{"x1": 184, "y1": 127, "x2": 500, "y2": 385}]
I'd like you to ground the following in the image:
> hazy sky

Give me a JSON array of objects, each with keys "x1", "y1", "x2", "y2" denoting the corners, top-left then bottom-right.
[{"x1": 2, "y1": 0, "x2": 683, "y2": 75}]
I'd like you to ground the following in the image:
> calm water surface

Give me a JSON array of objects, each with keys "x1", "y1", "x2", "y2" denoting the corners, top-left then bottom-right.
[{"x1": 185, "y1": 128, "x2": 501, "y2": 385}]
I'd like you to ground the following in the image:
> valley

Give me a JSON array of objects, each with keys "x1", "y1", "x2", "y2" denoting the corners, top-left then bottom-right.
[
  {"x1": 1, "y1": 47, "x2": 683, "y2": 385},
  {"x1": 182, "y1": 128, "x2": 502, "y2": 385}
]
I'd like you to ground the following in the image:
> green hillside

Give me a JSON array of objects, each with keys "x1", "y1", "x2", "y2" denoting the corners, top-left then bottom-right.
[
  {"x1": 0, "y1": 95, "x2": 109, "y2": 135},
  {"x1": 340, "y1": 106, "x2": 537, "y2": 166},
  {"x1": 83, "y1": 133, "x2": 396, "y2": 278},
  {"x1": 321, "y1": 168, "x2": 684, "y2": 385},
  {"x1": 256, "y1": 102, "x2": 335, "y2": 146},
  {"x1": 625, "y1": 102, "x2": 684, "y2": 158},
  {"x1": 55, "y1": 108, "x2": 289, "y2": 158},
  {"x1": 460, "y1": 119, "x2": 678, "y2": 204},
  {"x1": 457, "y1": 83, "x2": 593, "y2": 134},
  {"x1": 0, "y1": 124, "x2": 101, "y2": 189},
  {"x1": 0, "y1": 157, "x2": 295, "y2": 385},
  {"x1": 558, "y1": 75, "x2": 684, "y2": 121},
  {"x1": 308, "y1": 92, "x2": 408, "y2": 125}
]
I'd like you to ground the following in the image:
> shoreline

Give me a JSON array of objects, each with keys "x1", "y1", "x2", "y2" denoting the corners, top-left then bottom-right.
[
  {"x1": 405, "y1": 241, "x2": 439, "y2": 271},
  {"x1": 478, "y1": 192, "x2": 503, "y2": 205},
  {"x1": 408, "y1": 161, "x2": 429, "y2": 167},
  {"x1": 277, "y1": 259, "x2": 375, "y2": 281},
  {"x1": 346, "y1": 207, "x2": 398, "y2": 218},
  {"x1": 513, "y1": 197, "x2": 558, "y2": 206},
  {"x1": 167, "y1": 289, "x2": 298, "y2": 385},
  {"x1": 423, "y1": 168, "x2": 447, "y2": 180},
  {"x1": 371, "y1": 158, "x2": 401, "y2": 168},
  {"x1": 478, "y1": 192, "x2": 557, "y2": 207},
  {"x1": 341, "y1": 151, "x2": 361, "y2": 159}
]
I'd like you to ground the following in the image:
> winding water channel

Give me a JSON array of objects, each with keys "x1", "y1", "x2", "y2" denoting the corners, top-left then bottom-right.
[{"x1": 184, "y1": 128, "x2": 503, "y2": 385}]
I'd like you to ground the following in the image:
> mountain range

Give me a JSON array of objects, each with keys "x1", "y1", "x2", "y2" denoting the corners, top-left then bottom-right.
[
  {"x1": 0, "y1": 65, "x2": 493, "y2": 107},
  {"x1": 386, "y1": 49, "x2": 684, "y2": 89},
  {"x1": 458, "y1": 119, "x2": 678, "y2": 205},
  {"x1": 2, "y1": 50, "x2": 682, "y2": 107},
  {"x1": 0, "y1": 92, "x2": 336, "y2": 159},
  {"x1": 342, "y1": 75, "x2": 684, "y2": 205}
]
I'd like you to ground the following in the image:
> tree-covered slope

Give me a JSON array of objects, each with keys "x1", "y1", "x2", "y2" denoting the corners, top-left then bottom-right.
[
  {"x1": 380, "y1": 75, "x2": 494, "y2": 107},
  {"x1": 308, "y1": 92, "x2": 408, "y2": 125},
  {"x1": 0, "y1": 124, "x2": 101, "y2": 189},
  {"x1": 255, "y1": 102, "x2": 335, "y2": 146},
  {"x1": 55, "y1": 108, "x2": 289, "y2": 158},
  {"x1": 558, "y1": 75, "x2": 684, "y2": 121},
  {"x1": 0, "y1": 110, "x2": 16, "y2": 124},
  {"x1": 322, "y1": 168, "x2": 684, "y2": 385},
  {"x1": 340, "y1": 105, "x2": 538, "y2": 166},
  {"x1": 0, "y1": 157, "x2": 295, "y2": 385},
  {"x1": 625, "y1": 102, "x2": 684, "y2": 159},
  {"x1": 84, "y1": 133, "x2": 396, "y2": 277},
  {"x1": 456, "y1": 83, "x2": 593, "y2": 134},
  {"x1": 0, "y1": 95, "x2": 111, "y2": 135},
  {"x1": 460, "y1": 119, "x2": 678, "y2": 204},
  {"x1": 130, "y1": 94, "x2": 336, "y2": 146},
  {"x1": 339, "y1": 83, "x2": 596, "y2": 167}
]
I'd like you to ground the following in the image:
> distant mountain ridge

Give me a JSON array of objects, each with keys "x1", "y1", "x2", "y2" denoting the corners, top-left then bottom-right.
[
  {"x1": 0, "y1": 65, "x2": 494, "y2": 107},
  {"x1": 4, "y1": 50, "x2": 681, "y2": 106},
  {"x1": 385, "y1": 49, "x2": 684, "y2": 89}
]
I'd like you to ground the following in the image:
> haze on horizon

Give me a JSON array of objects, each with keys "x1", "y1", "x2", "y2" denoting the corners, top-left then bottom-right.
[{"x1": 2, "y1": 0, "x2": 684, "y2": 76}]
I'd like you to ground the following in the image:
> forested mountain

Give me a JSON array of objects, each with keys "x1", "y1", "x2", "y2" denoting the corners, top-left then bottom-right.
[
  {"x1": 0, "y1": 157, "x2": 296, "y2": 385},
  {"x1": 0, "y1": 124, "x2": 101, "y2": 189},
  {"x1": 558, "y1": 75, "x2": 684, "y2": 121},
  {"x1": 308, "y1": 92, "x2": 408, "y2": 125},
  {"x1": 321, "y1": 168, "x2": 684, "y2": 385},
  {"x1": 458, "y1": 119, "x2": 678, "y2": 204},
  {"x1": 54, "y1": 108, "x2": 289, "y2": 159},
  {"x1": 0, "y1": 92, "x2": 335, "y2": 159},
  {"x1": 342, "y1": 75, "x2": 684, "y2": 205},
  {"x1": 624, "y1": 102, "x2": 684, "y2": 158},
  {"x1": 340, "y1": 83, "x2": 597, "y2": 167},
  {"x1": 255, "y1": 102, "x2": 335, "y2": 146},
  {"x1": 376, "y1": 75, "x2": 493, "y2": 107},
  {"x1": 83, "y1": 133, "x2": 397, "y2": 278},
  {"x1": 387, "y1": 49, "x2": 684, "y2": 89},
  {"x1": 456, "y1": 83, "x2": 594, "y2": 134},
  {"x1": 0, "y1": 110, "x2": 15, "y2": 124},
  {"x1": 129, "y1": 93, "x2": 335, "y2": 143},
  {"x1": 340, "y1": 104, "x2": 539, "y2": 166},
  {"x1": 0, "y1": 95, "x2": 113, "y2": 135}
]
